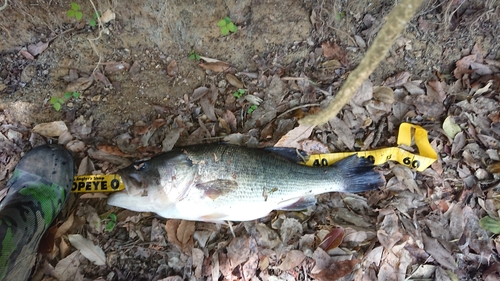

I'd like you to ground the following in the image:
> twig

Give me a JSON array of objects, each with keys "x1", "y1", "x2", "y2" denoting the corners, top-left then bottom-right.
[
  {"x1": 0, "y1": 0, "x2": 7, "y2": 11},
  {"x1": 87, "y1": 0, "x2": 105, "y2": 75},
  {"x1": 299, "y1": 0, "x2": 425, "y2": 126}
]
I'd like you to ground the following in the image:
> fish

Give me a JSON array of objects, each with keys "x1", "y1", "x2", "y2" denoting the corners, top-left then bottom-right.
[{"x1": 107, "y1": 144, "x2": 384, "y2": 222}]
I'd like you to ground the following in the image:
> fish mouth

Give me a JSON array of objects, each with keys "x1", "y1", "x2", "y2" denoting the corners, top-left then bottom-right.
[{"x1": 118, "y1": 171, "x2": 148, "y2": 197}]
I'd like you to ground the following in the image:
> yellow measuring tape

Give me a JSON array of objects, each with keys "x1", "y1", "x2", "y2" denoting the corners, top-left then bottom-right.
[
  {"x1": 303, "y1": 123, "x2": 437, "y2": 171},
  {"x1": 72, "y1": 123, "x2": 437, "y2": 193}
]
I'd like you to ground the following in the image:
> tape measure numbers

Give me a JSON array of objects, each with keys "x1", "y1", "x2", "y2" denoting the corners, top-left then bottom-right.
[{"x1": 304, "y1": 123, "x2": 437, "y2": 171}]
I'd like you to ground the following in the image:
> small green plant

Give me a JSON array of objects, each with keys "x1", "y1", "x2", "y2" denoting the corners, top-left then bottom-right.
[
  {"x1": 104, "y1": 213, "x2": 117, "y2": 232},
  {"x1": 247, "y1": 104, "x2": 258, "y2": 114},
  {"x1": 50, "y1": 91, "x2": 81, "y2": 111},
  {"x1": 233, "y1": 89, "x2": 246, "y2": 98},
  {"x1": 336, "y1": 11, "x2": 346, "y2": 21},
  {"x1": 217, "y1": 17, "x2": 237, "y2": 36},
  {"x1": 189, "y1": 50, "x2": 201, "y2": 61},
  {"x1": 67, "y1": 2, "x2": 83, "y2": 21},
  {"x1": 89, "y1": 11, "x2": 101, "y2": 27}
]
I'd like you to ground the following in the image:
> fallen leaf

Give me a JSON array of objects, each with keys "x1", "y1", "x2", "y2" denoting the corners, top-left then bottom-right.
[
  {"x1": 100, "y1": 9, "x2": 115, "y2": 24},
  {"x1": 165, "y1": 219, "x2": 195, "y2": 254},
  {"x1": 129, "y1": 61, "x2": 141, "y2": 82},
  {"x1": 38, "y1": 224, "x2": 58, "y2": 254},
  {"x1": 479, "y1": 216, "x2": 500, "y2": 234},
  {"x1": 321, "y1": 42, "x2": 349, "y2": 66},
  {"x1": 19, "y1": 48, "x2": 35, "y2": 60},
  {"x1": 274, "y1": 124, "x2": 314, "y2": 149},
  {"x1": 226, "y1": 73, "x2": 244, "y2": 88},
  {"x1": 227, "y1": 236, "x2": 250, "y2": 268},
  {"x1": 54, "y1": 250, "x2": 81, "y2": 280},
  {"x1": 373, "y1": 86, "x2": 395, "y2": 104},
  {"x1": 277, "y1": 250, "x2": 305, "y2": 271},
  {"x1": 199, "y1": 84, "x2": 218, "y2": 121},
  {"x1": 443, "y1": 116, "x2": 462, "y2": 139},
  {"x1": 422, "y1": 233, "x2": 457, "y2": 270},
  {"x1": 32, "y1": 121, "x2": 69, "y2": 137},
  {"x1": 167, "y1": 60, "x2": 178, "y2": 76},
  {"x1": 311, "y1": 259, "x2": 359, "y2": 281},
  {"x1": 55, "y1": 214, "x2": 75, "y2": 239},
  {"x1": 383, "y1": 71, "x2": 411, "y2": 87},
  {"x1": 68, "y1": 234, "x2": 106, "y2": 266},
  {"x1": 27, "y1": 41, "x2": 49, "y2": 56},
  {"x1": 162, "y1": 128, "x2": 184, "y2": 152},
  {"x1": 104, "y1": 61, "x2": 130, "y2": 73},
  {"x1": 66, "y1": 76, "x2": 94, "y2": 93},
  {"x1": 199, "y1": 62, "x2": 232, "y2": 73},
  {"x1": 93, "y1": 71, "x2": 112, "y2": 87},
  {"x1": 319, "y1": 227, "x2": 344, "y2": 251},
  {"x1": 190, "y1": 86, "x2": 209, "y2": 102}
]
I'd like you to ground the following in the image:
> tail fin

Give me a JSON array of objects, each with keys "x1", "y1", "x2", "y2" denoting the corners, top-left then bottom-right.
[{"x1": 333, "y1": 155, "x2": 384, "y2": 192}]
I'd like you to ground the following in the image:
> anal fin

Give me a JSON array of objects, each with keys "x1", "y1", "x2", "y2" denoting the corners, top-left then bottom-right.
[{"x1": 276, "y1": 195, "x2": 317, "y2": 211}]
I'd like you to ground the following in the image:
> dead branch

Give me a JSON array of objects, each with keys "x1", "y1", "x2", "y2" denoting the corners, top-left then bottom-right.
[{"x1": 299, "y1": 0, "x2": 425, "y2": 126}]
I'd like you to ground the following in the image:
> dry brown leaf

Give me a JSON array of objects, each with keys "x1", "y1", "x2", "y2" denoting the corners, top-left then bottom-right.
[
  {"x1": 54, "y1": 250, "x2": 81, "y2": 280},
  {"x1": 422, "y1": 233, "x2": 457, "y2": 270},
  {"x1": 97, "y1": 145, "x2": 131, "y2": 157},
  {"x1": 311, "y1": 259, "x2": 359, "y2": 281},
  {"x1": 190, "y1": 86, "x2": 209, "y2": 102},
  {"x1": 165, "y1": 219, "x2": 195, "y2": 254},
  {"x1": 93, "y1": 71, "x2": 112, "y2": 87},
  {"x1": 167, "y1": 60, "x2": 178, "y2": 76},
  {"x1": 199, "y1": 62, "x2": 232, "y2": 73},
  {"x1": 299, "y1": 139, "x2": 329, "y2": 154},
  {"x1": 32, "y1": 121, "x2": 68, "y2": 138},
  {"x1": 426, "y1": 80, "x2": 447, "y2": 103},
  {"x1": 329, "y1": 117, "x2": 355, "y2": 150},
  {"x1": 321, "y1": 42, "x2": 349, "y2": 66},
  {"x1": 221, "y1": 110, "x2": 237, "y2": 133},
  {"x1": 383, "y1": 71, "x2": 411, "y2": 87},
  {"x1": 27, "y1": 41, "x2": 49, "y2": 56},
  {"x1": 68, "y1": 234, "x2": 106, "y2": 266},
  {"x1": 129, "y1": 61, "x2": 141, "y2": 82},
  {"x1": 242, "y1": 237, "x2": 259, "y2": 280},
  {"x1": 104, "y1": 61, "x2": 130, "y2": 73},
  {"x1": 373, "y1": 86, "x2": 395, "y2": 104},
  {"x1": 377, "y1": 208, "x2": 403, "y2": 250},
  {"x1": 19, "y1": 48, "x2": 35, "y2": 60},
  {"x1": 199, "y1": 84, "x2": 218, "y2": 121},
  {"x1": 277, "y1": 250, "x2": 305, "y2": 271},
  {"x1": 55, "y1": 214, "x2": 74, "y2": 239},
  {"x1": 274, "y1": 124, "x2": 314, "y2": 149},
  {"x1": 227, "y1": 236, "x2": 250, "y2": 268},
  {"x1": 100, "y1": 9, "x2": 115, "y2": 24},
  {"x1": 226, "y1": 73, "x2": 244, "y2": 88},
  {"x1": 162, "y1": 128, "x2": 184, "y2": 152},
  {"x1": 66, "y1": 76, "x2": 94, "y2": 93}
]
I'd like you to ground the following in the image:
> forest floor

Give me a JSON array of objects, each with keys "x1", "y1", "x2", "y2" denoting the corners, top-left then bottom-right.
[{"x1": 1, "y1": 0, "x2": 500, "y2": 280}]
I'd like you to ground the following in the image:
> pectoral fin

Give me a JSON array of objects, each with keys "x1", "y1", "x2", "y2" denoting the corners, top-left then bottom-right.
[
  {"x1": 195, "y1": 180, "x2": 238, "y2": 200},
  {"x1": 276, "y1": 195, "x2": 317, "y2": 211}
]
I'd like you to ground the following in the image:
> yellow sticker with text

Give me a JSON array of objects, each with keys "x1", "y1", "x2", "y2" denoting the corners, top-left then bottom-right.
[{"x1": 72, "y1": 174, "x2": 124, "y2": 193}]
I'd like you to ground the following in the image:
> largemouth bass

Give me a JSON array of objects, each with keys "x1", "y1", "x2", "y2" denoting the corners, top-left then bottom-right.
[{"x1": 107, "y1": 144, "x2": 383, "y2": 221}]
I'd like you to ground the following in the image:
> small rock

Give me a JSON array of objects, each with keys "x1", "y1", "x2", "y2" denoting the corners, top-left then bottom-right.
[
  {"x1": 475, "y1": 168, "x2": 489, "y2": 180},
  {"x1": 7, "y1": 129, "x2": 22, "y2": 142},
  {"x1": 66, "y1": 140, "x2": 86, "y2": 152}
]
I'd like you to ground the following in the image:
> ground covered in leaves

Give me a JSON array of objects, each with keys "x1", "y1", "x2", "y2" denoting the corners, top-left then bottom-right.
[{"x1": 1, "y1": 0, "x2": 500, "y2": 280}]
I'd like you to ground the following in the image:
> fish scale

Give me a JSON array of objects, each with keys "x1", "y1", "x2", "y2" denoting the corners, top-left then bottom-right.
[{"x1": 107, "y1": 144, "x2": 384, "y2": 222}]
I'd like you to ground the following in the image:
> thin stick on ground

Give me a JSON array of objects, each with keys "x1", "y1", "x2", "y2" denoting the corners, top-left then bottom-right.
[
  {"x1": 0, "y1": 0, "x2": 8, "y2": 11},
  {"x1": 299, "y1": 0, "x2": 425, "y2": 126}
]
